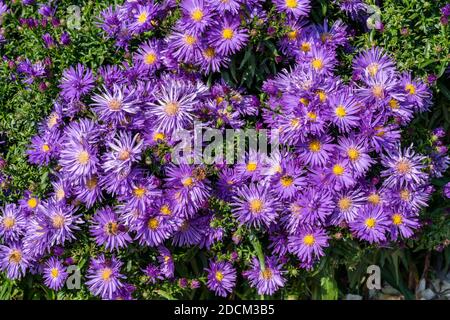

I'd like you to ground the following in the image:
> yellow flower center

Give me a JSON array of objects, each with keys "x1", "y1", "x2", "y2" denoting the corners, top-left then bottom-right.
[
  {"x1": 147, "y1": 218, "x2": 159, "y2": 230},
  {"x1": 347, "y1": 148, "x2": 360, "y2": 161},
  {"x1": 372, "y1": 85, "x2": 384, "y2": 98},
  {"x1": 392, "y1": 214, "x2": 403, "y2": 225},
  {"x1": 133, "y1": 187, "x2": 146, "y2": 198},
  {"x1": 405, "y1": 84, "x2": 416, "y2": 95},
  {"x1": 203, "y1": 47, "x2": 215, "y2": 58},
  {"x1": 307, "y1": 112, "x2": 317, "y2": 121},
  {"x1": 184, "y1": 35, "x2": 197, "y2": 45},
  {"x1": 191, "y1": 9, "x2": 203, "y2": 22},
  {"x1": 51, "y1": 268, "x2": 59, "y2": 279},
  {"x1": 299, "y1": 97, "x2": 309, "y2": 106},
  {"x1": 160, "y1": 205, "x2": 171, "y2": 216},
  {"x1": 48, "y1": 113, "x2": 58, "y2": 128},
  {"x1": 249, "y1": 199, "x2": 263, "y2": 214},
  {"x1": 375, "y1": 126, "x2": 385, "y2": 137},
  {"x1": 300, "y1": 42, "x2": 311, "y2": 52},
  {"x1": 222, "y1": 28, "x2": 234, "y2": 40},
  {"x1": 338, "y1": 197, "x2": 352, "y2": 211},
  {"x1": 137, "y1": 12, "x2": 148, "y2": 24},
  {"x1": 165, "y1": 102, "x2": 179, "y2": 116},
  {"x1": 309, "y1": 140, "x2": 321, "y2": 152},
  {"x1": 77, "y1": 150, "x2": 90, "y2": 165},
  {"x1": 332, "y1": 164, "x2": 345, "y2": 176},
  {"x1": 118, "y1": 149, "x2": 130, "y2": 161},
  {"x1": 246, "y1": 162, "x2": 257, "y2": 172},
  {"x1": 144, "y1": 53, "x2": 157, "y2": 65},
  {"x1": 400, "y1": 189, "x2": 410, "y2": 201},
  {"x1": 365, "y1": 218, "x2": 376, "y2": 229},
  {"x1": 303, "y1": 234, "x2": 315, "y2": 246},
  {"x1": 311, "y1": 58, "x2": 324, "y2": 70},
  {"x1": 108, "y1": 99, "x2": 122, "y2": 111},
  {"x1": 396, "y1": 159, "x2": 411, "y2": 175},
  {"x1": 335, "y1": 105, "x2": 347, "y2": 118},
  {"x1": 285, "y1": 0, "x2": 298, "y2": 8},
  {"x1": 9, "y1": 250, "x2": 22, "y2": 264},
  {"x1": 290, "y1": 118, "x2": 300, "y2": 128},
  {"x1": 389, "y1": 99, "x2": 399, "y2": 109},
  {"x1": 3, "y1": 217, "x2": 15, "y2": 229},
  {"x1": 317, "y1": 90, "x2": 327, "y2": 102},
  {"x1": 366, "y1": 63, "x2": 379, "y2": 77},
  {"x1": 153, "y1": 132, "x2": 165, "y2": 142},
  {"x1": 56, "y1": 188, "x2": 65, "y2": 201},
  {"x1": 27, "y1": 197, "x2": 38, "y2": 209},
  {"x1": 261, "y1": 268, "x2": 273, "y2": 280},
  {"x1": 42, "y1": 144, "x2": 51, "y2": 152},
  {"x1": 101, "y1": 268, "x2": 113, "y2": 281},
  {"x1": 52, "y1": 215, "x2": 65, "y2": 229},
  {"x1": 182, "y1": 177, "x2": 193, "y2": 187},
  {"x1": 215, "y1": 271, "x2": 224, "y2": 282},
  {"x1": 367, "y1": 193, "x2": 381, "y2": 205},
  {"x1": 280, "y1": 175, "x2": 294, "y2": 187},
  {"x1": 287, "y1": 30, "x2": 297, "y2": 41}
]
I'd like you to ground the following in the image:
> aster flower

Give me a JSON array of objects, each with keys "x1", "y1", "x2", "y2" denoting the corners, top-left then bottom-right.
[
  {"x1": 181, "y1": 0, "x2": 213, "y2": 32},
  {"x1": 168, "y1": 30, "x2": 202, "y2": 62},
  {"x1": 337, "y1": 135, "x2": 374, "y2": 175},
  {"x1": 59, "y1": 140, "x2": 98, "y2": 178},
  {"x1": 90, "y1": 207, "x2": 131, "y2": 251},
  {"x1": 208, "y1": 17, "x2": 248, "y2": 56},
  {"x1": 86, "y1": 254, "x2": 126, "y2": 300},
  {"x1": 0, "y1": 242, "x2": 29, "y2": 280},
  {"x1": 134, "y1": 40, "x2": 163, "y2": 71},
  {"x1": 208, "y1": 0, "x2": 242, "y2": 14},
  {"x1": 327, "y1": 90, "x2": 360, "y2": 132},
  {"x1": 350, "y1": 205, "x2": 390, "y2": 243},
  {"x1": 205, "y1": 260, "x2": 236, "y2": 297},
  {"x1": 288, "y1": 227, "x2": 329, "y2": 266},
  {"x1": 91, "y1": 85, "x2": 140, "y2": 125},
  {"x1": 172, "y1": 217, "x2": 204, "y2": 247},
  {"x1": 231, "y1": 184, "x2": 278, "y2": 228},
  {"x1": 332, "y1": 188, "x2": 365, "y2": 223},
  {"x1": 129, "y1": 3, "x2": 158, "y2": 34},
  {"x1": 271, "y1": 161, "x2": 306, "y2": 200},
  {"x1": 157, "y1": 246, "x2": 175, "y2": 278},
  {"x1": 135, "y1": 214, "x2": 173, "y2": 247},
  {"x1": 147, "y1": 77, "x2": 207, "y2": 134},
  {"x1": 297, "y1": 135, "x2": 335, "y2": 167},
  {"x1": 143, "y1": 264, "x2": 163, "y2": 284},
  {"x1": 274, "y1": 0, "x2": 311, "y2": 19},
  {"x1": 102, "y1": 131, "x2": 143, "y2": 174},
  {"x1": 73, "y1": 175, "x2": 104, "y2": 208},
  {"x1": 243, "y1": 256, "x2": 286, "y2": 296},
  {"x1": 59, "y1": 64, "x2": 95, "y2": 101},
  {"x1": 0, "y1": 204, "x2": 26, "y2": 242},
  {"x1": 388, "y1": 210, "x2": 420, "y2": 240},
  {"x1": 399, "y1": 72, "x2": 432, "y2": 112},
  {"x1": 18, "y1": 191, "x2": 41, "y2": 216},
  {"x1": 307, "y1": 45, "x2": 336, "y2": 75},
  {"x1": 39, "y1": 201, "x2": 83, "y2": 246},
  {"x1": 381, "y1": 145, "x2": 427, "y2": 188},
  {"x1": 352, "y1": 47, "x2": 396, "y2": 79},
  {"x1": 27, "y1": 130, "x2": 61, "y2": 165},
  {"x1": 42, "y1": 257, "x2": 68, "y2": 290}
]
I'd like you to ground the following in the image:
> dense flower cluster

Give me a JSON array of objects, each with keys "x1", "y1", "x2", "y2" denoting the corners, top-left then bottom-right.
[{"x1": 0, "y1": 0, "x2": 448, "y2": 300}]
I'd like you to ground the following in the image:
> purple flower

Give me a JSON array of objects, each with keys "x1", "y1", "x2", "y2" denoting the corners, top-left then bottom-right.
[
  {"x1": 205, "y1": 260, "x2": 236, "y2": 297},
  {"x1": 243, "y1": 256, "x2": 286, "y2": 296},
  {"x1": 288, "y1": 227, "x2": 329, "y2": 266},
  {"x1": 443, "y1": 182, "x2": 450, "y2": 199},
  {"x1": 0, "y1": 204, "x2": 26, "y2": 242},
  {"x1": 208, "y1": 17, "x2": 248, "y2": 56},
  {"x1": 42, "y1": 257, "x2": 68, "y2": 290},
  {"x1": 86, "y1": 255, "x2": 126, "y2": 300},
  {"x1": 0, "y1": 242, "x2": 29, "y2": 280},
  {"x1": 231, "y1": 184, "x2": 278, "y2": 228},
  {"x1": 274, "y1": 0, "x2": 311, "y2": 19},
  {"x1": 349, "y1": 206, "x2": 390, "y2": 243},
  {"x1": 90, "y1": 207, "x2": 131, "y2": 251},
  {"x1": 59, "y1": 64, "x2": 96, "y2": 101}
]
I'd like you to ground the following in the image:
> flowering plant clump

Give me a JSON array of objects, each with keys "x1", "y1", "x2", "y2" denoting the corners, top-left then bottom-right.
[{"x1": 0, "y1": 0, "x2": 449, "y2": 300}]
